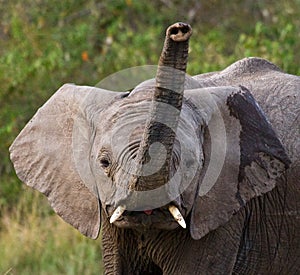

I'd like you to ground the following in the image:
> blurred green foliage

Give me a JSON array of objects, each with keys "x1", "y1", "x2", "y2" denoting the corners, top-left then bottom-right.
[{"x1": 0, "y1": 0, "x2": 299, "y2": 273}]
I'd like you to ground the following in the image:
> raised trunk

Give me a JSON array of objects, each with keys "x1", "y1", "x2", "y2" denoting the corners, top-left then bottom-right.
[{"x1": 132, "y1": 22, "x2": 192, "y2": 192}]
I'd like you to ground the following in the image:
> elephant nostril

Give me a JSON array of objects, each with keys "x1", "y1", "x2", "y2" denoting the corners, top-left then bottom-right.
[
  {"x1": 181, "y1": 25, "x2": 190, "y2": 34},
  {"x1": 170, "y1": 27, "x2": 179, "y2": 35}
]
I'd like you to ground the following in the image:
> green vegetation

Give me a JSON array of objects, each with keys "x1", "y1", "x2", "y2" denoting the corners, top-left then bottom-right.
[
  {"x1": 0, "y1": 192, "x2": 103, "y2": 274},
  {"x1": 1, "y1": 0, "x2": 299, "y2": 273}
]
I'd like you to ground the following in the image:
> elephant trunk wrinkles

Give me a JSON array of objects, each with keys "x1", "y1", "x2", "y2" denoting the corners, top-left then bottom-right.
[{"x1": 131, "y1": 23, "x2": 192, "y2": 192}]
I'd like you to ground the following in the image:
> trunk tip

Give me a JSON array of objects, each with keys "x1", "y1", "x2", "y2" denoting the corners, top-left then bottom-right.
[{"x1": 167, "y1": 22, "x2": 192, "y2": 42}]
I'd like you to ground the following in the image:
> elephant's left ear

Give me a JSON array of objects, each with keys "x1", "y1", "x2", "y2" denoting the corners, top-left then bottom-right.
[
  {"x1": 9, "y1": 84, "x2": 121, "y2": 239},
  {"x1": 184, "y1": 86, "x2": 291, "y2": 240}
]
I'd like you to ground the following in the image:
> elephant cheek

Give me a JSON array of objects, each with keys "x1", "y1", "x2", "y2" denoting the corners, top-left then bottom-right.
[
  {"x1": 180, "y1": 173, "x2": 201, "y2": 213},
  {"x1": 106, "y1": 169, "x2": 131, "y2": 206}
]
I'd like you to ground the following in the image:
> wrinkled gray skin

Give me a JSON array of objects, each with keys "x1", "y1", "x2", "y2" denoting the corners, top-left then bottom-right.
[{"x1": 10, "y1": 23, "x2": 299, "y2": 274}]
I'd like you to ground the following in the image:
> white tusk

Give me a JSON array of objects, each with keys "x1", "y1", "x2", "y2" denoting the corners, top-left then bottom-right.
[
  {"x1": 168, "y1": 205, "x2": 186, "y2": 229},
  {"x1": 110, "y1": 205, "x2": 126, "y2": 224}
]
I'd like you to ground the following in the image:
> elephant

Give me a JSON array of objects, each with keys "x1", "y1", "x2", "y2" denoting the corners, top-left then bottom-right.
[{"x1": 10, "y1": 22, "x2": 299, "y2": 274}]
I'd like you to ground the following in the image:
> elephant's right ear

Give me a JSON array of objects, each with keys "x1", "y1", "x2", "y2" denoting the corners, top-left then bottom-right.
[{"x1": 9, "y1": 84, "x2": 120, "y2": 239}]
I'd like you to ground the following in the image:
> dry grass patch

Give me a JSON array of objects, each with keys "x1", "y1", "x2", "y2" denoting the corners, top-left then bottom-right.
[{"x1": 0, "y1": 191, "x2": 103, "y2": 274}]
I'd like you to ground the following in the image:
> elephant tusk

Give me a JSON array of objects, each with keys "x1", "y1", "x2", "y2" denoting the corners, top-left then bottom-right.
[
  {"x1": 168, "y1": 205, "x2": 186, "y2": 229},
  {"x1": 110, "y1": 205, "x2": 126, "y2": 224}
]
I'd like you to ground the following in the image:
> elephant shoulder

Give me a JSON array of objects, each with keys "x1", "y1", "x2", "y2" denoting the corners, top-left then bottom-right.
[
  {"x1": 192, "y1": 57, "x2": 283, "y2": 87},
  {"x1": 221, "y1": 57, "x2": 282, "y2": 76}
]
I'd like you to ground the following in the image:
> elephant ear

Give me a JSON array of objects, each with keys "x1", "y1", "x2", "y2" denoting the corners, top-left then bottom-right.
[
  {"x1": 9, "y1": 84, "x2": 121, "y2": 239},
  {"x1": 184, "y1": 86, "x2": 291, "y2": 240}
]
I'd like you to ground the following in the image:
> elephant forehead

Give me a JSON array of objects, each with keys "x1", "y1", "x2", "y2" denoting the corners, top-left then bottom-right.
[
  {"x1": 92, "y1": 98, "x2": 152, "y2": 151},
  {"x1": 99, "y1": 95, "x2": 199, "y2": 139},
  {"x1": 104, "y1": 99, "x2": 152, "y2": 129}
]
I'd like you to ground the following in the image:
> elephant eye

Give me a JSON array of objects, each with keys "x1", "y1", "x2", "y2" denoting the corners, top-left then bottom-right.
[
  {"x1": 99, "y1": 157, "x2": 111, "y2": 169},
  {"x1": 98, "y1": 149, "x2": 112, "y2": 171}
]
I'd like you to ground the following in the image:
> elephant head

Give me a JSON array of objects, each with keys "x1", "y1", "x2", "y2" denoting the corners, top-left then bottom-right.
[{"x1": 9, "y1": 23, "x2": 290, "y2": 240}]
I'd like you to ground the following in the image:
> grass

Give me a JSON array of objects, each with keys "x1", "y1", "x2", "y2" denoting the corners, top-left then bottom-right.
[{"x1": 0, "y1": 190, "x2": 103, "y2": 274}]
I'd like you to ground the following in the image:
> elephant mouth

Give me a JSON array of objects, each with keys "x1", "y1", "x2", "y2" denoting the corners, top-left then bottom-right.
[{"x1": 106, "y1": 204, "x2": 187, "y2": 230}]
